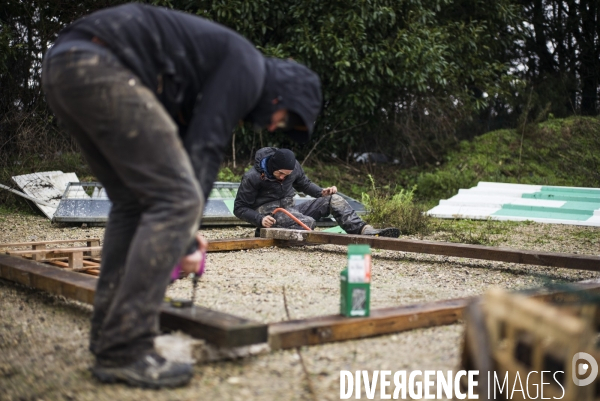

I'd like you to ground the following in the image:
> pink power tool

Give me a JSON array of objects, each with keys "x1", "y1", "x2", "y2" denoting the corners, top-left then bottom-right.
[
  {"x1": 170, "y1": 250, "x2": 206, "y2": 282},
  {"x1": 168, "y1": 251, "x2": 206, "y2": 308}
]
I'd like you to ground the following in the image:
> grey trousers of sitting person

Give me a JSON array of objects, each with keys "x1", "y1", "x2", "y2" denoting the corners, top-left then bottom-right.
[
  {"x1": 256, "y1": 194, "x2": 366, "y2": 233},
  {"x1": 42, "y1": 42, "x2": 203, "y2": 366}
]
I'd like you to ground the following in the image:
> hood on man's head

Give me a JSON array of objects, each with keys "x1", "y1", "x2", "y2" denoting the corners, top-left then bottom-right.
[{"x1": 245, "y1": 58, "x2": 322, "y2": 143}]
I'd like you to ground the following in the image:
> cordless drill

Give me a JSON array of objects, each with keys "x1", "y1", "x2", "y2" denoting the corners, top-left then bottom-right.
[{"x1": 166, "y1": 242, "x2": 206, "y2": 308}]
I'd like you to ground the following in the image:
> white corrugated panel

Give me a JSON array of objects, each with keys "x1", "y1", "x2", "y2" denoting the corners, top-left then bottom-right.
[
  {"x1": 427, "y1": 181, "x2": 600, "y2": 227},
  {"x1": 12, "y1": 171, "x2": 79, "y2": 219}
]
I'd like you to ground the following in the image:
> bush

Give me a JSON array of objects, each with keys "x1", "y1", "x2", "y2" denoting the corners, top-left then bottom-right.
[
  {"x1": 216, "y1": 167, "x2": 242, "y2": 182},
  {"x1": 361, "y1": 175, "x2": 430, "y2": 236}
]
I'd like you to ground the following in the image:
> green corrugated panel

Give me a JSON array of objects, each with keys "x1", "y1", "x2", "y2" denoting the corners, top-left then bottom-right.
[
  {"x1": 494, "y1": 202, "x2": 594, "y2": 220},
  {"x1": 522, "y1": 187, "x2": 600, "y2": 203}
]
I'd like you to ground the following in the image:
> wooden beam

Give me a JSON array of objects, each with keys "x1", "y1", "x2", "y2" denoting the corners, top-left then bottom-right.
[
  {"x1": 47, "y1": 260, "x2": 70, "y2": 268},
  {"x1": 2, "y1": 238, "x2": 278, "y2": 259},
  {"x1": 0, "y1": 238, "x2": 102, "y2": 248},
  {"x1": 5, "y1": 246, "x2": 102, "y2": 256},
  {"x1": 268, "y1": 298, "x2": 468, "y2": 350},
  {"x1": 86, "y1": 239, "x2": 101, "y2": 257},
  {"x1": 68, "y1": 251, "x2": 84, "y2": 271},
  {"x1": 82, "y1": 260, "x2": 100, "y2": 268},
  {"x1": 268, "y1": 284, "x2": 600, "y2": 350},
  {"x1": 0, "y1": 254, "x2": 96, "y2": 304},
  {"x1": 160, "y1": 304, "x2": 268, "y2": 347},
  {"x1": 0, "y1": 254, "x2": 267, "y2": 347},
  {"x1": 32, "y1": 244, "x2": 45, "y2": 261},
  {"x1": 207, "y1": 238, "x2": 280, "y2": 252},
  {"x1": 262, "y1": 229, "x2": 600, "y2": 272}
]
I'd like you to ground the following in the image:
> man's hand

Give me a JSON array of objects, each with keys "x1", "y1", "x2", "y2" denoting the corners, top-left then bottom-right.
[
  {"x1": 321, "y1": 186, "x2": 338, "y2": 196},
  {"x1": 179, "y1": 233, "x2": 208, "y2": 275},
  {"x1": 262, "y1": 215, "x2": 276, "y2": 228}
]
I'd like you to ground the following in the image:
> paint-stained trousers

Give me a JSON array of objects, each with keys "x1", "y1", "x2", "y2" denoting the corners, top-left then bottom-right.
[
  {"x1": 256, "y1": 194, "x2": 366, "y2": 233},
  {"x1": 42, "y1": 42, "x2": 203, "y2": 365}
]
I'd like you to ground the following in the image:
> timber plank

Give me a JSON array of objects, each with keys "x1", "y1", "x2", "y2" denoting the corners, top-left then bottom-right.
[
  {"x1": 2, "y1": 237, "x2": 275, "y2": 256},
  {"x1": 268, "y1": 284, "x2": 600, "y2": 350},
  {"x1": 47, "y1": 260, "x2": 69, "y2": 268},
  {"x1": 68, "y1": 252, "x2": 84, "y2": 270},
  {"x1": 82, "y1": 260, "x2": 100, "y2": 268},
  {"x1": 0, "y1": 254, "x2": 267, "y2": 347},
  {"x1": 268, "y1": 298, "x2": 468, "y2": 350},
  {"x1": 263, "y1": 229, "x2": 600, "y2": 272},
  {"x1": 0, "y1": 254, "x2": 96, "y2": 303},
  {"x1": 207, "y1": 238, "x2": 279, "y2": 252},
  {"x1": 0, "y1": 238, "x2": 101, "y2": 248},
  {"x1": 161, "y1": 304, "x2": 268, "y2": 347},
  {"x1": 6, "y1": 246, "x2": 102, "y2": 256}
]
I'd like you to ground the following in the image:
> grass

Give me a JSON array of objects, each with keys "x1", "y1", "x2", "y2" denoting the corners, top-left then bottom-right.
[
  {"x1": 414, "y1": 116, "x2": 600, "y2": 201},
  {"x1": 430, "y1": 218, "x2": 521, "y2": 246},
  {"x1": 360, "y1": 175, "x2": 431, "y2": 235},
  {"x1": 571, "y1": 229, "x2": 599, "y2": 241},
  {"x1": 0, "y1": 204, "x2": 17, "y2": 215}
]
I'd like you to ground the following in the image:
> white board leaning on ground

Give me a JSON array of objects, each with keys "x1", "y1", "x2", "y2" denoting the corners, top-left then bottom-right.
[
  {"x1": 426, "y1": 181, "x2": 600, "y2": 227},
  {"x1": 12, "y1": 171, "x2": 80, "y2": 219}
]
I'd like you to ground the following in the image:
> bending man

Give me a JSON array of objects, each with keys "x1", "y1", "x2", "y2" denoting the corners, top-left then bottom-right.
[
  {"x1": 42, "y1": 3, "x2": 321, "y2": 388},
  {"x1": 234, "y1": 148, "x2": 399, "y2": 237}
]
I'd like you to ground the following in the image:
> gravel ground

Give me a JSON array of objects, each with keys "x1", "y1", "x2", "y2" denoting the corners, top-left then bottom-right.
[{"x1": 1, "y1": 212, "x2": 599, "y2": 400}]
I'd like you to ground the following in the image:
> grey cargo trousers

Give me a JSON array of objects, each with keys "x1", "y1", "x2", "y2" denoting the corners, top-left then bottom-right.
[
  {"x1": 256, "y1": 194, "x2": 366, "y2": 233},
  {"x1": 42, "y1": 42, "x2": 203, "y2": 365}
]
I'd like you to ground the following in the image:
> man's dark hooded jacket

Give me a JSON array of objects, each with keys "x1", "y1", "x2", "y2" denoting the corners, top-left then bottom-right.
[
  {"x1": 234, "y1": 147, "x2": 322, "y2": 227},
  {"x1": 52, "y1": 3, "x2": 321, "y2": 200}
]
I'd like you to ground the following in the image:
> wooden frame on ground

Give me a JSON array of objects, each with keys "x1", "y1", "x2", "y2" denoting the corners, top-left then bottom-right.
[{"x1": 2, "y1": 231, "x2": 600, "y2": 350}]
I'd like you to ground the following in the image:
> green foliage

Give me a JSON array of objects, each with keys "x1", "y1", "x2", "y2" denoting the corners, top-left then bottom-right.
[
  {"x1": 361, "y1": 175, "x2": 430, "y2": 235},
  {"x1": 152, "y1": 0, "x2": 521, "y2": 162},
  {"x1": 414, "y1": 116, "x2": 600, "y2": 201},
  {"x1": 216, "y1": 167, "x2": 242, "y2": 182}
]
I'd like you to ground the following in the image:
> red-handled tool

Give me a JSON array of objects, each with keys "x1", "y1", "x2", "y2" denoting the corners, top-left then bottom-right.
[{"x1": 271, "y1": 207, "x2": 312, "y2": 231}]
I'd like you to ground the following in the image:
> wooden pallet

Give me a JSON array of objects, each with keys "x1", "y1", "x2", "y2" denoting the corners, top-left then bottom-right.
[
  {"x1": 462, "y1": 288, "x2": 600, "y2": 400},
  {"x1": 0, "y1": 238, "x2": 101, "y2": 273},
  {"x1": 0, "y1": 237, "x2": 278, "y2": 275}
]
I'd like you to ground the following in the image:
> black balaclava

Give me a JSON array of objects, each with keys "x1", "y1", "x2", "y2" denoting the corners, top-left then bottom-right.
[{"x1": 267, "y1": 149, "x2": 296, "y2": 174}]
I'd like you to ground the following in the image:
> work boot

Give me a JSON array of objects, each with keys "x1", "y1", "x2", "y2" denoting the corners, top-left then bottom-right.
[
  {"x1": 91, "y1": 351, "x2": 193, "y2": 388},
  {"x1": 360, "y1": 224, "x2": 400, "y2": 238}
]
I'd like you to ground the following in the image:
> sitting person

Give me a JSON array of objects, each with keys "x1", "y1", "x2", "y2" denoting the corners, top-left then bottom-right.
[{"x1": 234, "y1": 147, "x2": 400, "y2": 237}]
